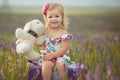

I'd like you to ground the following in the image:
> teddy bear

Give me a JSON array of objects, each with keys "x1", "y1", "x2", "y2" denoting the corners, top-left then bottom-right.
[{"x1": 15, "y1": 19, "x2": 45, "y2": 61}]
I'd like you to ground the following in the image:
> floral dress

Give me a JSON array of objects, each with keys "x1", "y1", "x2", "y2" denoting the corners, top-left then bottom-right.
[{"x1": 40, "y1": 34, "x2": 73, "y2": 63}]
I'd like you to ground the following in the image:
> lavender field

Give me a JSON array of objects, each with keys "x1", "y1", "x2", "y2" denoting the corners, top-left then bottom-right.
[{"x1": 0, "y1": 8, "x2": 120, "y2": 80}]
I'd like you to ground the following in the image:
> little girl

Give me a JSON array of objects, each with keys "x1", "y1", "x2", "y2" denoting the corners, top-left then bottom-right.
[{"x1": 40, "y1": 2, "x2": 72, "y2": 80}]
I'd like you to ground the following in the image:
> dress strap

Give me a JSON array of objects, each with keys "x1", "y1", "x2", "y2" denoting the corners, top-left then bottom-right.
[{"x1": 60, "y1": 34, "x2": 73, "y2": 41}]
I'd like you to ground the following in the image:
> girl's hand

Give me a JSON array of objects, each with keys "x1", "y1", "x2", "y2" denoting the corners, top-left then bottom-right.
[{"x1": 43, "y1": 53, "x2": 54, "y2": 61}]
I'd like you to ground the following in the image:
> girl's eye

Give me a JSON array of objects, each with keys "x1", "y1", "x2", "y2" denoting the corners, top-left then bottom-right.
[
  {"x1": 55, "y1": 16, "x2": 59, "y2": 17},
  {"x1": 48, "y1": 16, "x2": 52, "y2": 18}
]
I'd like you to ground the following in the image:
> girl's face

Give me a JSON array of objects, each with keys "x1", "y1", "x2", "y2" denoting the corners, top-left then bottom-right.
[{"x1": 46, "y1": 9, "x2": 62, "y2": 29}]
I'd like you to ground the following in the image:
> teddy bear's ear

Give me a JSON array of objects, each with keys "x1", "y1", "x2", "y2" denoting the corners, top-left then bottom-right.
[{"x1": 24, "y1": 22, "x2": 32, "y2": 32}]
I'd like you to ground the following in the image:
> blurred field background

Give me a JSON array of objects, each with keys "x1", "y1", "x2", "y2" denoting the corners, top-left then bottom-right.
[
  {"x1": 0, "y1": 7, "x2": 120, "y2": 38},
  {"x1": 0, "y1": 0, "x2": 120, "y2": 80}
]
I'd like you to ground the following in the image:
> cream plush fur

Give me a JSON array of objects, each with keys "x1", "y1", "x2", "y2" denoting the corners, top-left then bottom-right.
[{"x1": 15, "y1": 19, "x2": 45, "y2": 61}]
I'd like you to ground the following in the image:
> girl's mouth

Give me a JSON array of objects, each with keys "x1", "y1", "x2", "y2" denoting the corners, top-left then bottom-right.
[{"x1": 51, "y1": 22, "x2": 57, "y2": 24}]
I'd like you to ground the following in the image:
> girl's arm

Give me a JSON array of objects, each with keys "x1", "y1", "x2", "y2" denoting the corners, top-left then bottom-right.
[{"x1": 53, "y1": 39, "x2": 69, "y2": 57}]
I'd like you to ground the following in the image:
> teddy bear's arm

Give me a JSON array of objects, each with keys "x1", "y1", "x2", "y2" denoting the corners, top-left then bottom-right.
[
  {"x1": 35, "y1": 36, "x2": 45, "y2": 46},
  {"x1": 16, "y1": 39, "x2": 21, "y2": 44}
]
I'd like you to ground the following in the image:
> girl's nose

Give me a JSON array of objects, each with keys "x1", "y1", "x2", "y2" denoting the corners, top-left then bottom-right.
[{"x1": 52, "y1": 17, "x2": 56, "y2": 21}]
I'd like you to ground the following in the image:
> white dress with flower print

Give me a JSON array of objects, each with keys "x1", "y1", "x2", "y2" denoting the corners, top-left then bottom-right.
[{"x1": 40, "y1": 34, "x2": 72, "y2": 63}]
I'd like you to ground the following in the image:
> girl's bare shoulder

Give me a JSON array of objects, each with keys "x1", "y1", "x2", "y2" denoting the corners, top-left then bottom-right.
[{"x1": 59, "y1": 29, "x2": 68, "y2": 36}]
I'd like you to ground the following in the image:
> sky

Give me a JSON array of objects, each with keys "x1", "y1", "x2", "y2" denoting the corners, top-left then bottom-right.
[{"x1": 0, "y1": 0, "x2": 120, "y2": 7}]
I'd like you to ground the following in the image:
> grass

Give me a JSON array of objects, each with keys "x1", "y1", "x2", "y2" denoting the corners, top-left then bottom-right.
[
  {"x1": 0, "y1": 32, "x2": 120, "y2": 80},
  {"x1": 0, "y1": 51, "x2": 28, "y2": 80}
]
